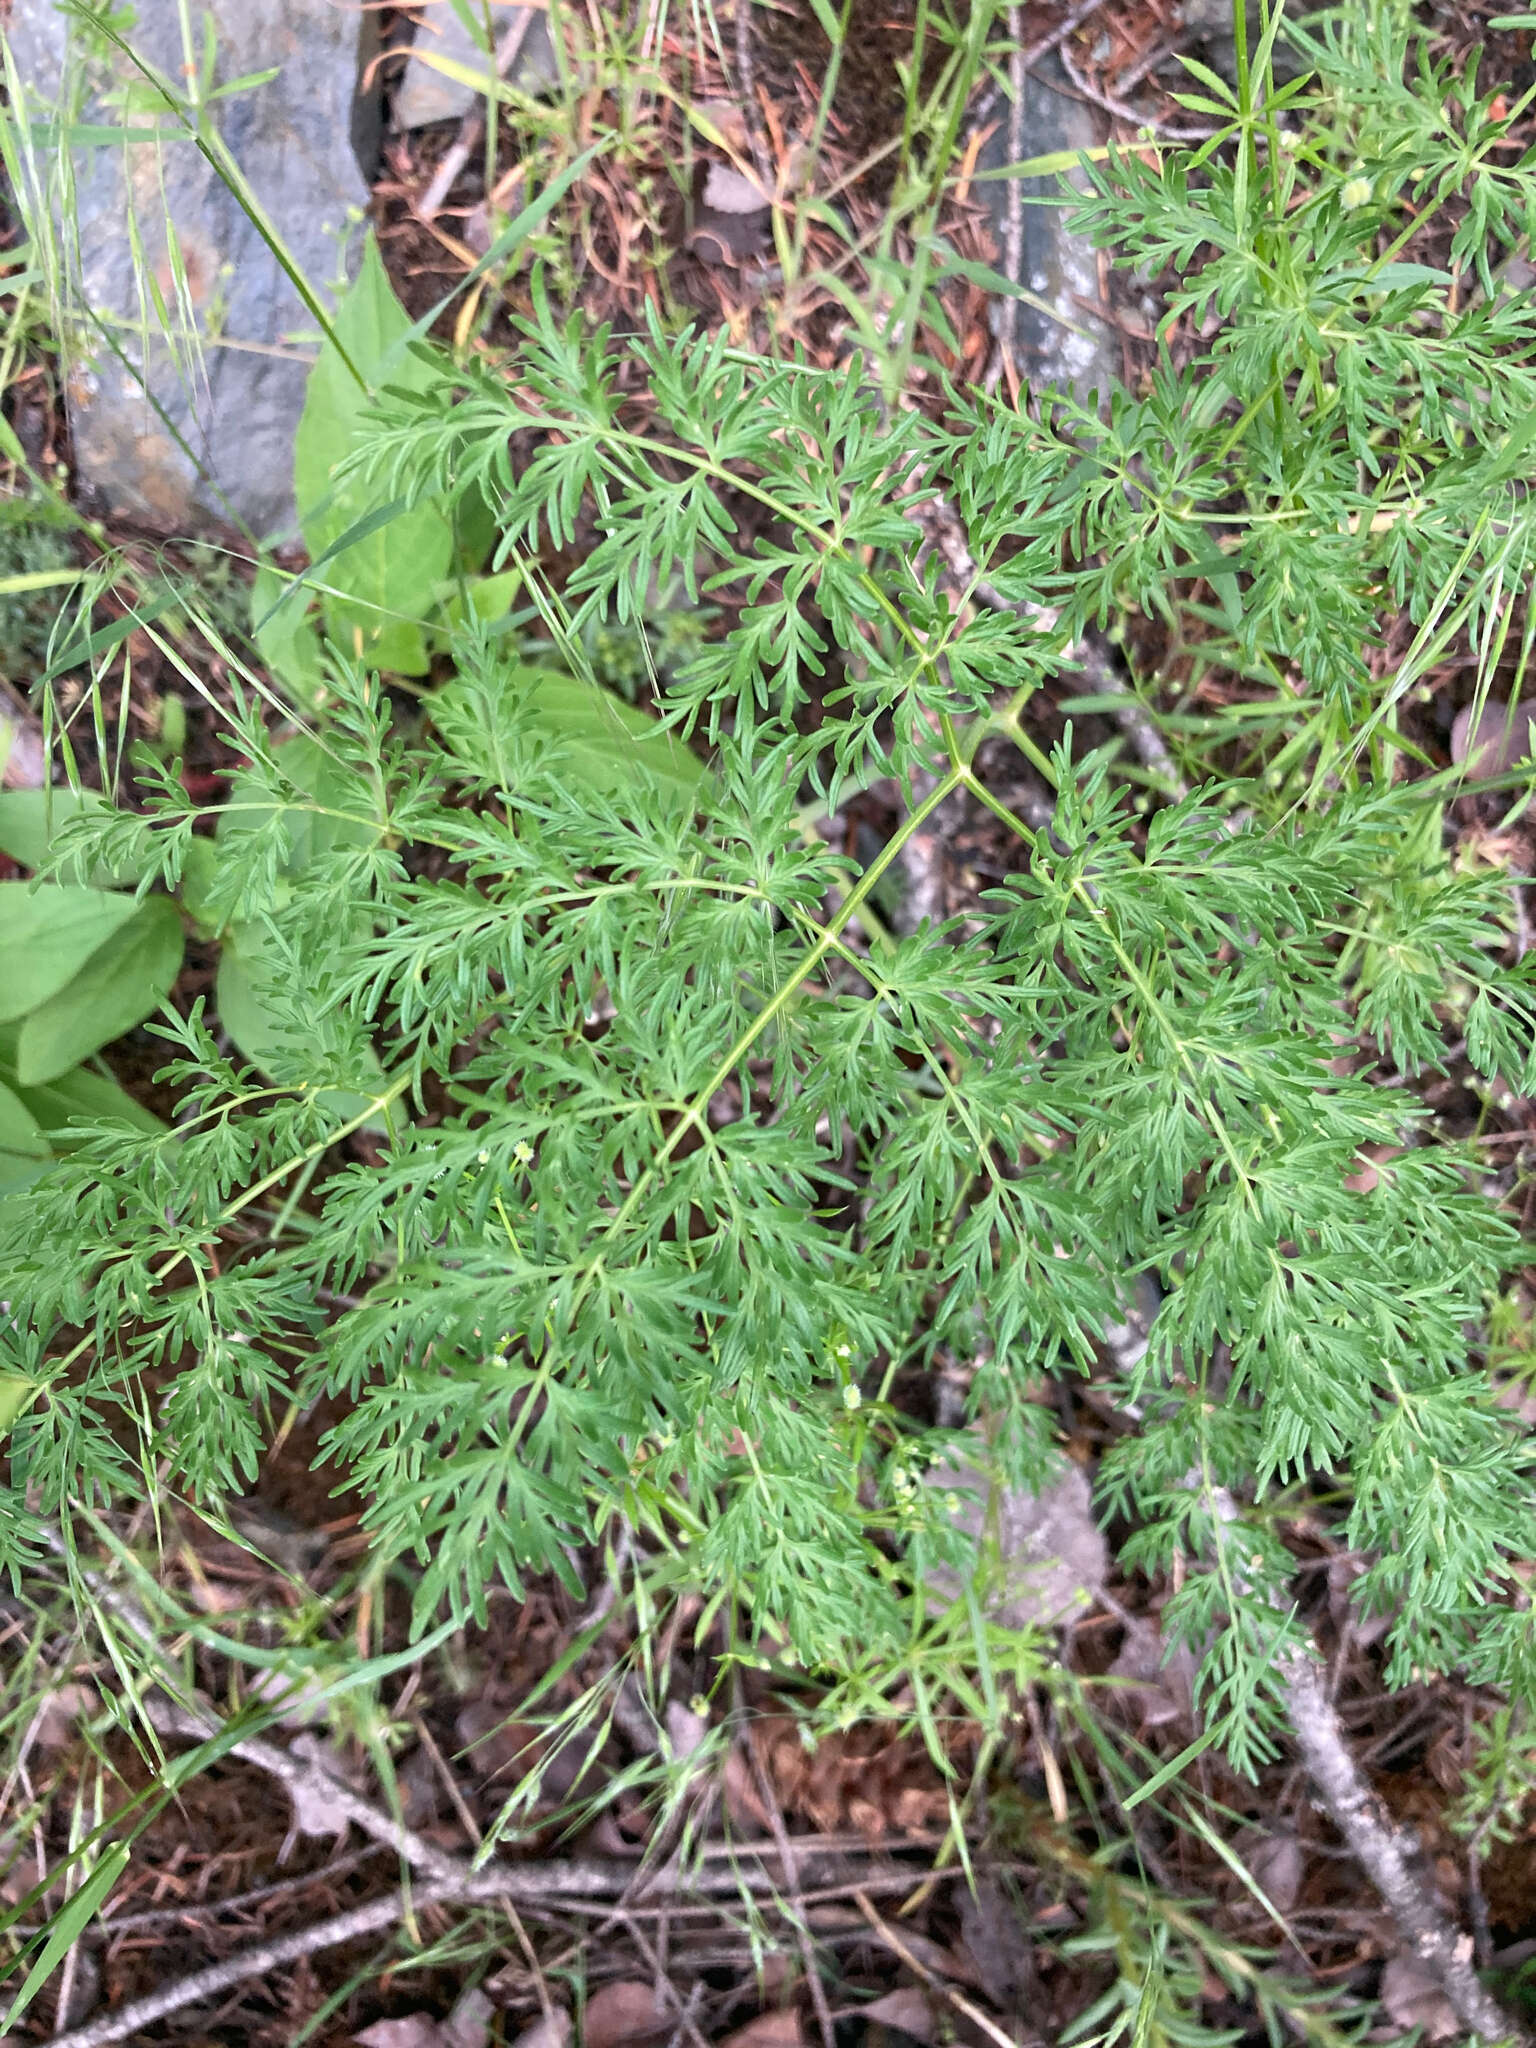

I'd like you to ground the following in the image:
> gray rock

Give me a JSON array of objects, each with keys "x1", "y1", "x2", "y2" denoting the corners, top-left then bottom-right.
[
  {"x1": 7, "y1": 2, "x2": 379, "y2": 538},
  {"x1": 928, "y1": 1450, "x2": 1107, "y2": 1631},
  {"x1": 977, "y1": 51, "x2": 1121, "y2": 408},
  {"x1": 392, "y1": 3, "x2": 559, "y2": 131}
]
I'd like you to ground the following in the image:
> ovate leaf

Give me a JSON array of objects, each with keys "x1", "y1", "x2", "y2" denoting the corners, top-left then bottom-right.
[
  {"x1": 15, "y1": 896, "x2": 185, "y2": 1085},
  {"x1": 217, "y1": 921, "x2": 390, "y2": 1130},
  {"x1": 0, "y1": 789, "x2": 147, "y2": 888},
  {"x1": 251, "y1": 565, "x2": 328, "y2": 705},
  {"x1": 0, "y1": 884, "x2": 142, "y2": 1022},
  {"x1": 216, "y1": 733, "x2": 382, "y2": 872},
  {"x1": 0, "y1": 1078, "x2": 49, "y2": 1158},
  {"x1": 293, "y1": 236, "x2": 453, "y2": 675},
  {"x1": 0, "y1": 1374, "x2": 37, "y2": 1438},
  {"x1": 434, "y1": 664, "x2": 708, "y2": 805},
  {"x1": 13, "y1": 1059, "x2": 165, "y2": 1140},
  {"x1": 0, "y1": 1154, "x2": 50, "y2": 1198},
  {"x1": 440, "y1": 566, "x2": 526, "y2": 631}
]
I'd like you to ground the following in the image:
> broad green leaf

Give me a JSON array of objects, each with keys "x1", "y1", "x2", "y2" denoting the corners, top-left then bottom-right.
[
  {"x1": 0, "y1": 1374, "x2": 37, "y2": 1437},
  {"x1": 0, "y1": 884, "x2": 141, "y2": 1023},
  {"x1": 293, "y1": 235, "x2": 453, "y2": 674},
  {"x1": 251, "y1": 564, "x2": 328, "y2": 705},
  {"x1": 435, "y1": 665, "x2": 708, "y2": 805},
  {"x1": 177, "y1": 837, "x2": 221, "y2": 932},
  {"x1": 12, "y1": 1059, "x2": 165, "y2": 1141},
  {"x1": 0, "y1": 788, "x2": 147, "y2": 888},
  {"x1": 440, "y1": 567, "x2": 526, "y2": 630},
  {"x1": 217, "y1": 922, "x2": 389, "y2": 1130},
  {"x1": 454, "y1": 477, "x2": 501, "y2": 572},
  {"x1": 0, "y1": 1078, "x2": 48, "y2": 1158},
  {"x1": 218, "y1": 734, "x2": 383, "y2": 871},
  {"x1": 0, "y1": 1154, "x2": 50, "y2": 1198},
  {"x1": 15, "y1": 896, "x2": 184, "y2": 1086}
]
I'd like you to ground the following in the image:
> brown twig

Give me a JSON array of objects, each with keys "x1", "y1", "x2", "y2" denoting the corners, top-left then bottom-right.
[
  {"x1": 89, "y1": 1850, "x2": 386, "y2": 1935},
  {"x1": 1052, "y1": 38, "x2": 1215, "y2": 143},
  {"x1": 1073, "y1": 624, "x2": 1185, "y2": 793},
  {"x1": 1280, "y1": 1658, "x2": 1528, "y2": 2045},
  {"x1": 44, "y1": 1877, "x2": 470, "y2": 2048},
  {"x1": 37, "y1": 1529, "x2": 930, "y2": 2044},
  {"x1": 905, "y1": 495, "x2": 1186, "y2": 799},
  {"x1": 616, "y1": 1911, "x2": 714, "y2": 2048},
  {"x1": 146, "y1": 1701, "x2": 471, "y2": 1888},
  {"x1": 43, "y1": 1851, "x2": 922, "y2": 2048},
  {"x1": 1191, "y1": 1495, "x2": 1527, "y2": 2046},
  {"x1": 736, "y1": 1685, "x2": 838, "y2": 2048},
  {"x1": 732, "y1": 0, "x2": 775, "y2": 192},
  {"x1": 853, "y1": 1890, "x2": 1042, "y2": 2048},
  {"x1": 1020, "y1": 0, "x2": 1112, "y2": 71}
]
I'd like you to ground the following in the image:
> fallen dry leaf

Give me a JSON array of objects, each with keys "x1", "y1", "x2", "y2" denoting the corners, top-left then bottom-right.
[
  {"x1": 30, "y1": 1684, "x2": 98, "y2": 1752},
  {"x1": 864, "y1": 1925, "x2": 978, "y2": 1986},
  {"x1": 926, "y1": 1449, "x2": 1106, "y2": 1631},
  {"x1": 355, "y1": 2020, "x2": 444, "y2": 2048},
  {"x1": 508, "y1": 2014, "x2": 572, "y2": 2048},
  {"x1": 185, "y1": 1574, "x2": 249, "y2": 1615},
  {"x1": 664, "y1": 1697, "x2": 710, "y2": 1763},
  {"x1": 1242, "y1": 1829, "x2": 1304, "y2": 1913},
  {"x1": 702, "y1": 162, "x2": 770, "y2": 213},
  {"x1": 1108, "y1": 1617, "x2": 1197, "y2": 1733},
  {"x1": 718, "y1": 2013, "x2": 804, "y2": 2048},
  {"x1": 355, "y1": 1990, "x2": 492, "y2": 2048},
  {"x1": 284, "y1": 1730, "x2": 362, "y2": 1846},
  {"x1": 444, "y1": 1990, "x2": 494, "y2": 2048},
  {"x1": 857, "y1": 1988, "x2": 935, "y2": 2042},
  {"x1": 0, "y1": 690, "x2": 45, "y2": 791},
  {"x1": 690, "y1": 97, "x2": 751, "y2": 154},
  {"x1": 1379, "y1": 1952, "x2": 1460, "y2": 2042},
  {"x1": 1452, "y1": 698, "x2": 1536, "y2": 781},
  {"x1": 581, "y1": 1980, "x2": 673, "y2": 2048},
  {"x1": 0, "y1": 1850, "x2": 42, "y2": 1908}
]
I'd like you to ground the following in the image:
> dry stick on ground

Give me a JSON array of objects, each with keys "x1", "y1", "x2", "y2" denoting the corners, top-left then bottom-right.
[
  {"x1": 905, "y1": 494, "x2": 1186, "y2": 797},
  {"x1": 1071, "y1": 622, "x2": 1185, "y2": 794},
  {"x1": 44, "y1": 1880, "x2": 475, "y2": 2048},
  {"x1": 416, "y1": 6, "x2": 539, "y2": 223},
  {"x1": 1280, "y1": 1657, "x2": 1527, "y2": 2045},
  {"x1": 38, "y1": 1527, "x2": 926, "y2": 2046},
  {"x1": 1193, "y1": 1496, "x2": 1528, "y2": 2046},
  {"x1": 732, "y1": 0, "x2": 775, "y2": 194},
  {"x1": 145, "y1": 1701, "x2": 469, "y2": 1888},
  {"x1": 734, "y1": 1679, "x2": 838, "y2": 2048},
  {"x1": 617, "y1": 1910, "x2": 714, "y2": 2048},
  {"x1": 42, "y1": 1850, "x2": 926, "y2": 2048},
  {"x1": 853, "y1": 1890, "x2": 1045, "y2": 2048},
  {"x1": 1020, "y1": 0, "x2": 1112, "y2": 70}
]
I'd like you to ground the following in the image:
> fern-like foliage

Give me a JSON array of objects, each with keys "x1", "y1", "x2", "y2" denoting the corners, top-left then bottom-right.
[{"x1": 5, "y1": 0, "x2": 1536, "y2": 1768}]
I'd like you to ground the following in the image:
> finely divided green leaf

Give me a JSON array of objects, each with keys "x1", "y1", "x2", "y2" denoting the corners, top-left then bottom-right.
[{"x1": 0, "y1": 789, "x2": 148, "y2": 889}]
